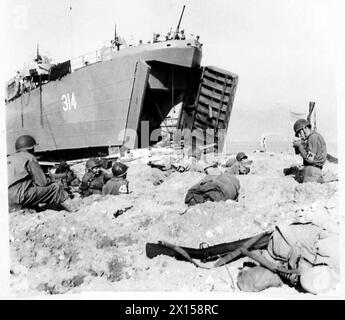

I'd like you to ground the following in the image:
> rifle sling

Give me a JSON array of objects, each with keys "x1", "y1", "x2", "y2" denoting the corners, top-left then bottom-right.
[
  {"x1": 159, "y1": 241, "x2": 211, "y2": 269},
  {"x1": 145, "y1": 231, "x2": 272, "y2": 262},
  {"x1": 214, "y1": 232, "x2": 268, "y2": 267}
]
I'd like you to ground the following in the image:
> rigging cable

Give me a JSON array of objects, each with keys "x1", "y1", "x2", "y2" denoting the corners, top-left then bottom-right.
[
  {"x1": 20, "y1": 77, "x2": 32, "y2": 127},
  {"x1": 38, "y1": 74, "x2": 58, "y2": 149}
]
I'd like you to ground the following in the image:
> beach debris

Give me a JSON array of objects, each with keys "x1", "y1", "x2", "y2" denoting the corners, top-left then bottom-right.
[
  {"x1": 113, "y1": 205, "x2": 133, "y2": 218},
  {"x1": 146, "y1": 222, "x2": 339, "y2": 294}
]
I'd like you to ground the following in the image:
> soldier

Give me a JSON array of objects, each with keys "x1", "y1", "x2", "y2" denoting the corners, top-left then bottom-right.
[
  {"x1": 79, "y1": 158, "x2": 111, "y2": 197},
  {"x1": 185, "y1": 173, "x2": 240, "y2": 206},
  {"x1": 7, "y1": 135, "x2": 76, "y2": 212},
  {"x1": 102, "y1": 162, "x2": 129, "y2": 195},
  {"x1": 293, "y1": 119, "x2": 327, "y2": 183},
  {"x1": 225, "y1": 152, "x2": 251, "y2": 175},
  {"x1": 49, "y1": 160, "x2": 80, "y2": 198}
]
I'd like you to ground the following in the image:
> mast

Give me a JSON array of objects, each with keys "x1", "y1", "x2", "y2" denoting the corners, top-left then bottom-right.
[
  {"x1": 112, "y1": 24, "x2": 121, "y2": 51},
  {"x1": 174, "y1": 5, "x2": 186, "y2": 39}
]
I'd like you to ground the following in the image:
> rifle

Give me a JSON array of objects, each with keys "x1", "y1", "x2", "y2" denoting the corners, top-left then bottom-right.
[
  {"x1": 307, "y1": 101, "x2": 315, "y2": 125},
  {"x1": 203, "y1": 162, "x2": 218, "y2": 174},
  {"x1": 113, "y1": 205, "x2": 133, "y2": 218},
  {"x1": 173, "y1": 5, "x2": 186, "y2": 39},
  {"x1": 146, "y1": 231, "x2": 272, "y2": 263},
  {"x1": 147, "y1": 161, "x2": 166, "y2": 170},
  {"x1": 294, "y1": 101, "x2": 315, "y2": 155},
  {"x1": 146, "y1": 232, "x2": 300, "y2": 286},
  {"x1": 214, "y1": 232, "x2": 268, "y2": 267}
]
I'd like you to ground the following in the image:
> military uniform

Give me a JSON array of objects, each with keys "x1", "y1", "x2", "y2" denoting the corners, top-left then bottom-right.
[
  {"x1": 297, "y1": 131, "x2": 327, "y2": 183},
  {"x1": 79, "y1": 171, "x2": 111, "y2": 197},
  {"x1": 7, "y1": 150, "x2": 68, "y2": 209},
  {"x1": 102, "y1": 177, "x2": 129, "y2": 195},
  {"x1": 185, "y1": 173, "x2": 240, "y2": 206},
  {"x1": 225, "y1": 161, "x2": 250, "y2": 175}
]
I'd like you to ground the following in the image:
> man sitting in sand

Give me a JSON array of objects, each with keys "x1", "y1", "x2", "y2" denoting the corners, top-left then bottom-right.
[
  {"x1": 292, "y1": 119, "x2": 327, "y2": 183},
  {"x1": 225, "y1": 152, "x2": 251, "y2": 175},
  {"x1": 102, "y1": 162, "x2": 129, "y2": 195},
  {"x1": 79, "y1": 158, "x2": 111, "y2": 197},
  {"x1": 7, "y1": 135, "x2": 77, "y2": 212}
]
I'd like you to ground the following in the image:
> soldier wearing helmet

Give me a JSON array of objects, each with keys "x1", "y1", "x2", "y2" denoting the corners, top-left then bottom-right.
[
  {"x1": 292, "y1": 118, "x2": 327, "y2": 183},
  {"x1": 79, "y1": 157, "x2": 112, "y2": 197},
  {"x1": 102, "y1": 162, "x2": 129, "y2": 195},
  {"x1": 7, "y1": 135, "x2": 77, "y2": 212},
  {"x1": 225, "y1": 152, "x2": 251, "y2": 175}
]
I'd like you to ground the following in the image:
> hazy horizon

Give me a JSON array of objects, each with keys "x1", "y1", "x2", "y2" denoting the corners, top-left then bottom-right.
[{"x1": 2, "y1": 0, "x2": 342, "y2": 145}]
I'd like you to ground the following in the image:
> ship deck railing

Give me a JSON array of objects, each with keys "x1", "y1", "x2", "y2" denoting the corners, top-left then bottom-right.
[{"x1": 70, "y1": 38, "x2": 201, "y2": 71}]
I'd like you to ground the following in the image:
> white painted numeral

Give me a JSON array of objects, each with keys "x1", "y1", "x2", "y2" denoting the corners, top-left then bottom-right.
[{"x1": 62, "y1": 92, "x2": 77, "y2": 111}]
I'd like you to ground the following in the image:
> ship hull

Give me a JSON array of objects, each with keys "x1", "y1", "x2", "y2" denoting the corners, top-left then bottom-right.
[{"x1": 6, "y1": 41, "x2": 202, "y2": 159}]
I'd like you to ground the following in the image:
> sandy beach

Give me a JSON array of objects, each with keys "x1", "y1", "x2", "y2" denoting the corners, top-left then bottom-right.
[{"x1": 8, "y1": 150, "x2": 340, "y2": 297}]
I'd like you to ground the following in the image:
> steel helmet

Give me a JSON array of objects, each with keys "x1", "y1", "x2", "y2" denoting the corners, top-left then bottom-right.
[
  {"x1": 15, "y1": 135, "x2": 38, "y2": 151},
  {"x1": 236, "y1": 152, "x2": 248, "y2": 162},
  {"x1": 300, "y1": 266, "x2": 334, "y2": 294},
  {"x1": 112, "y1": 162, "x2": 128, "y2": 177},
  {"x1": 86, "y1": 158, "x2": 102, "y2": 170},
  {"x1": 293, "y1": 119, "x2": 310, "y2": 137}
]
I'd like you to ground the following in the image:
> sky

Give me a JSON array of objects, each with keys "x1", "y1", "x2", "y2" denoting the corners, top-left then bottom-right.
[{"x1": 1, "y1": 0, "x2": 344, "y2": 144}]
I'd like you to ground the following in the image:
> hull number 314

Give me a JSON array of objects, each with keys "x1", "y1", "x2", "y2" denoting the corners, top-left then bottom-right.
[{"x1": 62, "y1": 92, "x2": 77, "y2": 111}]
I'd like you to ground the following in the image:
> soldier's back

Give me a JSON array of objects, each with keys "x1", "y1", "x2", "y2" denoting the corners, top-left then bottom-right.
[
  {"x1": 102, "y1": 177, "x2": 129, "y2": 195},
  {"x1": 7, "y1": 151, "x2": 35, "y2": 187}
]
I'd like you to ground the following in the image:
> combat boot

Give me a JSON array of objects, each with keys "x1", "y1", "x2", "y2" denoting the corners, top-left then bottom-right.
[{"x1": 61, "y1": 197, "x2": 78, "y2": 212}]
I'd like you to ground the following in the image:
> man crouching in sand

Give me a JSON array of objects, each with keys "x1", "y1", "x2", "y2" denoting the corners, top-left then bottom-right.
[{"x1": 292, "y1": 119, "x2": 327, "y2": 183}]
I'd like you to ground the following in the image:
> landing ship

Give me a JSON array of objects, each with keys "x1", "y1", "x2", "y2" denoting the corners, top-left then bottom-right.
[{"x1": 6, "y1": 13, "x2": 238, "y2": 160}]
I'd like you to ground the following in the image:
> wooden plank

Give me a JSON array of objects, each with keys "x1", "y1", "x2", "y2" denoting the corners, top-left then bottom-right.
[
  {"x1": 198, "y1": 97, "x2": 228, "y2": 112},
  {"x1": 204, "y1": 69, "x2": 235, "y2": 85},
  {"x1": 202, "y1": 78, "x2": 232, "y2": 93},
  {"x1": 200, "y1": 87, "x2": 230, "y2": 103},
  {"x1": 195, "y1": 106, "x2": 226, "y2": 122},
  {"x1": 215, "y1": 73, "x2": 228, "y2": 130}
]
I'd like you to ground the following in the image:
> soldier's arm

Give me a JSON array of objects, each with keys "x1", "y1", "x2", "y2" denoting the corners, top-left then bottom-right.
[
  {"x1": 26, "y1": 159, "x2": 48, "y2": 186},
  {"x1": 104, "y1": 172, "x2": 112, "y2": 182},
  {"x1": 80, "y1": 173, "x2": 93, "y2": 190},
  {"x1": 296, "y1": 141, "x2": 312, "y2": 163},
  {"x1": 118, "y1": 183, "x2": 129, "y2": 194},
  {"x1": 304, "y1": 136, "x2": 319, "y2": 163}
]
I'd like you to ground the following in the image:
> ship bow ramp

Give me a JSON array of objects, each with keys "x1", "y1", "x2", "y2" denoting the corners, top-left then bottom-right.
[{"x1": 6, "y1": 42, "x2": 237, "y2": 160}]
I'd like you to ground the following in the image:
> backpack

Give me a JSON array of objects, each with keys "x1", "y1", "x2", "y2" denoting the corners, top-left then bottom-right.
[{"x1": 267, "y1": 222, "x2": 338, "y2": 272}]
